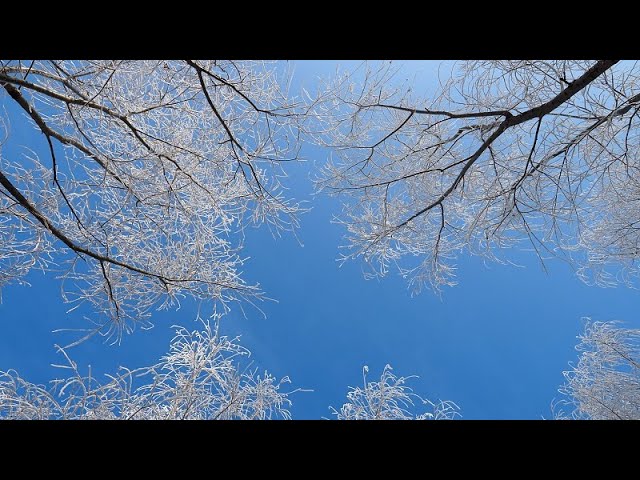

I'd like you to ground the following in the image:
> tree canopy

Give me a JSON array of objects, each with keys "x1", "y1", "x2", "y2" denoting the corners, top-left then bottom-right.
[{"x1": 2, "y1": 60, "x2": 639, "y2": 419}]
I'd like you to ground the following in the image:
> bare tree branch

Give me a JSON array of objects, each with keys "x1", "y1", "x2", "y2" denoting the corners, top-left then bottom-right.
[
  {"x1": 556, "y1": 319, "x2": 640, "y2": 420},
  {"x1": 313, "y1": 60, "x2": 640, "y2": 292},
  {"x1": 0, "y1": 60, "x2": 304, "y2": 339},
  {"x1": 0, "y1": 319, "x2": 295, "y2": 420}
]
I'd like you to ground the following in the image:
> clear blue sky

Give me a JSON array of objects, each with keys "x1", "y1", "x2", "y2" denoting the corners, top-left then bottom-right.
[{"x1": 1, "y1": 61, "x2": 638, "y2": 419}]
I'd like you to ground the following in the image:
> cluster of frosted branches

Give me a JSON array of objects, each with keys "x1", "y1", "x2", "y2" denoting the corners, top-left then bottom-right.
[
  {"x1": 0, "y1": 334, "x2": 460, "y2": 420},
  {"x1": 330, "y1": 364, "x2": 460, "y2": 420},
  {"x1": 0, "y1": 60, "x2": 303, "y2": 337},
  {"x1": 555, "y1": 319, "x2": 640, "y2": 420},
  {"x1": 313, "y1": 60, "x2": 640, "y2": 292},
  {"x1": 0, "y1": 319, "x2": 294, "y2": 420}
]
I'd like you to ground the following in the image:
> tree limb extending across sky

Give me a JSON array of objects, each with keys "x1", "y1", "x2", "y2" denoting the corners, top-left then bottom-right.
[{"x1": 314, "y1": 60, "x2": 640, "y2": 292}]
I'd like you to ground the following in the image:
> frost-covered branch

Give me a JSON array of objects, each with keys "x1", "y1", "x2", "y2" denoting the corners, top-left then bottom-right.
[
  {"x1": 313, "y1": 60, "x2": 640, "y2": 292},
  {"x1": 0, "y1": 318, "x2": 294, "y2": 420},
  {"x1": 555, "y1": 319, "x2": 640, "y2": 420},
  {"x1": 0, "y1": 60, "x2": 305, "y2": 337},
  {"x1": 330, "y1": 364, "x2": 460, "y2": 420}
]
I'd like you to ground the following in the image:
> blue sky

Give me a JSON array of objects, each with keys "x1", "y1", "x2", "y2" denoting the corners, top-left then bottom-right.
[{"x1": 1, "y1": 60, "x2": 638, "y2": 419}]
